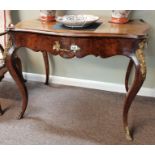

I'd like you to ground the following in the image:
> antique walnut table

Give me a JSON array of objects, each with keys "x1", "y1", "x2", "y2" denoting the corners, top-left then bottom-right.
[{"x1": 5, "y1": 18, "x2": 150, "y2": 140}]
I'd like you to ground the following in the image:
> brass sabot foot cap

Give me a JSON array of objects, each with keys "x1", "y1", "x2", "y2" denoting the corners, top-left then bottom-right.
[{"x1": 125, "y1": 126, "x2": 133, "y2": 141}]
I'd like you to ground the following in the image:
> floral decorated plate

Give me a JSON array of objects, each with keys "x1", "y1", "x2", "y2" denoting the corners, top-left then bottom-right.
[{"x1": 56, "y1": 15, "x2": 99, "y2": 28}]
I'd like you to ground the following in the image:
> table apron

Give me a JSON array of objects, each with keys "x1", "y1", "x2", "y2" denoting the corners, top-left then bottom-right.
[{"x1": 11, "y1": 31, "x2": 143, "y2": 58}]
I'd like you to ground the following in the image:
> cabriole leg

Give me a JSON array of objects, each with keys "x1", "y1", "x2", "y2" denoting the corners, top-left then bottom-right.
[
  {"x1": 123, "y1": 42, "x2": 146, "y2": 141},
  {"x1": 6, "y1": 47, "x2": 28, "y2": 119}
]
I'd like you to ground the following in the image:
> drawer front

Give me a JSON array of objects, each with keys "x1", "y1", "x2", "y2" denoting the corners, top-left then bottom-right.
[{"x1": 12, "y1": 31, "x2": 140, "y2": 58}]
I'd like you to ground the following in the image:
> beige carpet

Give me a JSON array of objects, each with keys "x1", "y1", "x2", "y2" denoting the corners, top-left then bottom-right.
[{"x1": 0, "y1": 80, "x2": 155, "y2": 144}]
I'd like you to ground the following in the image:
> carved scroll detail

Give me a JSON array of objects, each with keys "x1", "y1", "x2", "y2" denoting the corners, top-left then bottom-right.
[
  {"x1": 53, "y1": 41, "x2": 80, "y2": 53},
  {"x1": 53, "y1": 41, "x2": 69, "y2": 52},
  {"x1": 52, "y1": 41, "x2": 81, "y2": 58},
  {"x1": 135, "y1": 41, "x2": 146, "y2": 78}
]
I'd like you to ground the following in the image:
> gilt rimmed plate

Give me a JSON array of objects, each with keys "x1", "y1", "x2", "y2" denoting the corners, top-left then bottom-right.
[{"x1": 56, "y1": 15, "x2": 99, "y2": 28}]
